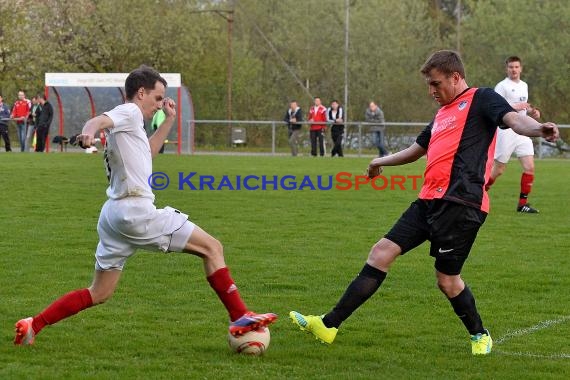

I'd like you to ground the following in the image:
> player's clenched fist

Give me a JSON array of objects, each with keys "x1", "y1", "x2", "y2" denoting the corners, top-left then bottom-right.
[
  {"x1": 540, "y1": 122, "x2": 559, "y2": 142},
  {"x1": 366, "y1": 164, "x2": 383, "y2": 179},
  {"x1": 162, "y1": 97, "x2": 176, "y2": 118},
  {"x1": 77, "y1": 134, "x2": 94, "y2": 148}
]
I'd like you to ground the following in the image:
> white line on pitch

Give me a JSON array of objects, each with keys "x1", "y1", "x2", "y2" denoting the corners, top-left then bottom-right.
[
  {"x1": 494, "y1": 349, "x2": 570, "y2": 359},
  {"x1": 495, "y1": 315, "x2": 570, "y2": 345}
]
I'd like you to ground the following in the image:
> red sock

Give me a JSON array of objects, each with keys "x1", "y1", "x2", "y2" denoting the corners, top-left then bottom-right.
[
  {"x1": 207, "y1": 267, "x2": 248, "y2": 321},
  {"x1": 519, "y1": 173, "x2": 534, "y2": 206},
  {"x1": 32, "y1": 289, "x2": 93, "y2": 334}
]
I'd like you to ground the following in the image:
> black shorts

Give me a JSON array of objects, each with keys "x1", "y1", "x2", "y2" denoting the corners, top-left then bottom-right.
[{"x1": 385, "y1": 199, "x2": 487, "y2": 275}]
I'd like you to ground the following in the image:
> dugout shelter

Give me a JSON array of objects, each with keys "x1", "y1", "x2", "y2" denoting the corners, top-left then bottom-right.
[{"x1": 45, "y1": 73, "x2": 194, "y2": 153}]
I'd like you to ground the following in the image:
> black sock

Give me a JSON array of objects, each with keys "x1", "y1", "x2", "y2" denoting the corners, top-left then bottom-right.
[
  {"x1": 448, "y1": 286, "x2": 485, "y2": 335},
  {"x1": 322, "y1": 264, "x2": 387, "y2": 328}
]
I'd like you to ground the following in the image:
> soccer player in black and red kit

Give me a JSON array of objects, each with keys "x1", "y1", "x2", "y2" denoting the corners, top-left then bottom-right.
[{"x1": 290, "y1": 50, "x2": 559, "y2": 355}]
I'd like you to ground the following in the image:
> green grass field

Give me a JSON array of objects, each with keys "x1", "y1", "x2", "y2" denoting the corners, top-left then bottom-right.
[{"x1": 1, "y1": 153, "x2": 569, "y2": 379}]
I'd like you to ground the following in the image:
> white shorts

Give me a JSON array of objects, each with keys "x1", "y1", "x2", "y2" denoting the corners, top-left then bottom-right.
[
  {"x1": 95, "y1": 198, "x2": 195, "y2": 271},
  {"x1": 494, "y1": 128, "x2": 534, "y2": 164}
]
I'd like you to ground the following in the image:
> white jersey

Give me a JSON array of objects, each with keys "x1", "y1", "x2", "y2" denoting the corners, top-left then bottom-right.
[
  {"x1": 494, "y1": 77, "x2": 528, "y2": 115},
  {"x1": 493, "y1": 77, "x2": 534, "y2": 162},
  {"x1": 103, "y1": 103, "x2": 154, "y2": 201}
]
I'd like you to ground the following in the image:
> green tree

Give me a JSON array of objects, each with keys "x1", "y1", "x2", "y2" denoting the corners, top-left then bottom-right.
[
  {"x1": 1, "y1": 0, "x2": 567, "y2": 136},
  {"x1": 349, "y1": 0, "x2": 441, "y2": 122},
  {"x1": 461, "y1": 0, "x2": 570, "y2": 124}
]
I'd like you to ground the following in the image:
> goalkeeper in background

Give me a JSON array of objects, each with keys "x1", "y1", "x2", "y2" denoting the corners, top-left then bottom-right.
[{"x1": 151, "y1": 108, "x2": 166, "y2": 154}]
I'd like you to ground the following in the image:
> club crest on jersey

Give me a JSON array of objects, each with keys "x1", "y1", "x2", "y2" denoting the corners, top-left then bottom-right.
[{"x1": 458, "y1": 100, "x2": 468, "y2": 110}]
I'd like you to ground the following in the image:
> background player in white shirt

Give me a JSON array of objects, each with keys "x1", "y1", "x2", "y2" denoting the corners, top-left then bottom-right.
[
  {"x1": 487, "y1": 56, "x2": 541, "y2": 213},
  {"x1": 14, "y1": 65, "x2": 276, "y2": 346}
]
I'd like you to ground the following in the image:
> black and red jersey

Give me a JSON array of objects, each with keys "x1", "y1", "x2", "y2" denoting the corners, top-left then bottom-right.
[{"x1": 416, "y1": 87, "x2": 514, "y2": 213}]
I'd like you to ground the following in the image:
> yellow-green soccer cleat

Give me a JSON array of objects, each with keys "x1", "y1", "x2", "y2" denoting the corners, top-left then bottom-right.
[
  {"x1": 289, "y1": 311, "x2": 338, "y2": 344},
  {"x1": 471, "y1": 329, "x2": 492, "y2": 355}
]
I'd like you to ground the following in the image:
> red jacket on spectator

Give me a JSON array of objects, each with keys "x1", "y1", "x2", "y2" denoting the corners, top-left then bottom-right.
[
  {"x1": 308, "y1": 105, "x2": 327, "y2": 131},
  {"x1": 11, "y1": 99, "x2": 31, "y2": 120}
]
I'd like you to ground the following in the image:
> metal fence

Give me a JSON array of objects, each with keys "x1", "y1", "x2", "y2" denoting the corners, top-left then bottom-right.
[
  {"x1": 1, "y1": 118, "x2": 567, "y2": 157},
  {"x1": 186, "y1": 120, "x2": 570, "y2": 158}
]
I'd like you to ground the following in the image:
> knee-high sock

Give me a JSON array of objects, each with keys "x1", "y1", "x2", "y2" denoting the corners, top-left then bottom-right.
[
  {"x1": 32, "y1": 288, "x2": 93, "y2": 334},
  {"x1": 207, "y1": 267, "x2": 248, "y2": 322},
  {"x1": 322, "y1": 264, "x2": 387, "y2": 328},
  {"x1": 519, "y1": 173, "x2": 534, "y2": 206},
  {"x1": 448, "y1": 286, "x2": 485, "y2": 335}
]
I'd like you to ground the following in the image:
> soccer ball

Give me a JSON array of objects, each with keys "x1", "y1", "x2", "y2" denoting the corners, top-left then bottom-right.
[{"x1": 228, "y1": 327, "x2": 270, "y2": 355}]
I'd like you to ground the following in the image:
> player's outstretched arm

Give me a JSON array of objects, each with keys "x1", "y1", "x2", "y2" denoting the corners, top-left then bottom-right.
[
  {"x1": 77, "y1": 115, "x2": 114, "y2": 148},
  {"x1": 503, "y1": 111, "x2": 559, "y2": 142},
  {"x1": 367, "y1": 143, "x2": 426, "y2": 178},
  {"x1": 149, "y1": 98, "x2": 176, "y2": 158}
]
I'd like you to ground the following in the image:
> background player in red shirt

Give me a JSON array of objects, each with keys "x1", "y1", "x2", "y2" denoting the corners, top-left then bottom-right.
[{"x1": 290, "y1": 50, "x2": 559, "y2": 355}]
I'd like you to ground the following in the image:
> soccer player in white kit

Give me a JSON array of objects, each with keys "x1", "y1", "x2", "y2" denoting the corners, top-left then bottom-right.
[
  {"x1": 487, "y1": 56, "x2": 541, "y2": 213},
  {"x1": 14, "y1": 65, "x2": 276, "y2": 346}
]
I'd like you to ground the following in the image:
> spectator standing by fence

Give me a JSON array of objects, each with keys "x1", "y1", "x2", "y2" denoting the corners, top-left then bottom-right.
[
  {"x1": 365, "y1": 101, "x2": 389, "y2": 157},
  {"x1": 0, "y1": 94, "x2": 12, "y2": 152},
  {"x1": 35, "y1": 94, "x2": 53, "y2": 152},
  {"x1": 25, "y1": 96, "x2": 41, "y2": 151},
  {"x1": 284, "y1": 100, "x2": 303, "y2": 156},
  {"x1": 328, "y1": 100, "x2": 344, "y2": 157},
  {"x1": 308, "y1": 97, "x2": 327, "y2": 157},
  {"x1": 11, "y1": 90, "x2": 31, "y2": 152}
]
